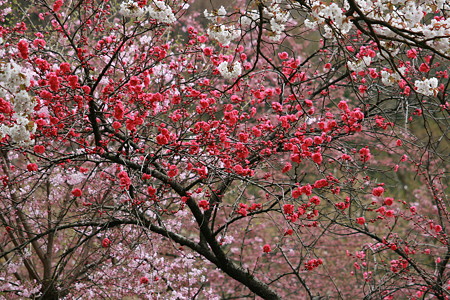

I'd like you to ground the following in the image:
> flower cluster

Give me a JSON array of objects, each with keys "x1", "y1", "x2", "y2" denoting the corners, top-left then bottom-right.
[
  {"x1": 310, "y1": 2, "x2": 351, "y2": 38},
  {"x1": 0, "y1": 59, "x2": 36, "y2": 145},
  {"x1": 380, "y1": 68, "x2": 405, "y2": 86},
  {"x1": 203, "y1": 6, "x2": 227, "y2": 23},
  {"x1": 240, "y1": 10, "x2": 259, "y2": 27},
  {"x1": 119, "y1": 0, "x2": 146, "y2": 18},
  {"x1": 148, "y1": 0, "x2": 177, "y2": 24},
  {"x1": 264, "y1": 1, "x2": 291, "y2": 41},
  {"x1": 414, "y1": 78, "x2": 438, "y2": 96},
  {"x1": 217, "y1": 61, "x2": 242, "y2": 79},
  {"x1": 207, "y1": 24, "x2": 240, "y2": 47},
  {"x1": 119, "y1": 0, "x2": 176, "y2": 23},
  {"x1": 352, "y1": 0, "x2": 450, "y2": 55}
]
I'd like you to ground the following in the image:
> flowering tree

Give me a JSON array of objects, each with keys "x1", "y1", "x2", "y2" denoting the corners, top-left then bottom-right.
[{"x1": 0, "y1": 0, "x2": 449, "y2": 299}]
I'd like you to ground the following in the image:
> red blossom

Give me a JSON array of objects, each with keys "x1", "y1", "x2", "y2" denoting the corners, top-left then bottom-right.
[
  {"x1": 101, "y1": 238, "x2": 111, "y2": 248},
  {"x1": 71, "y1": 188, "x2": 82, "y2": 197},
  {"x1": 33, "y1": 38, "x2": 46, "y2": 48},
  {"x1": 407, "y1": 49, "x2": 418, "y2": 59},
  {"x1": 26, "y1": 163, "x2": 38, "y2": 172},
  {"x1": 198, "y1": 200, "x2": 210, "y2": 210},
  {"x1": 356, "y1": 217, "x2": 365, "y2": 225},
  {"x1": 53, "y1": 0, "x2": 63, "y2": 12},
  {"x1": 282, "y1": 162, "x2": 292, "y2": 173},
  {"x1": 311, "y1": 152, "x2": 323, "y2": 164},
  {"x1": 140, "y1": 277, "x2": 149, "y2": 284},
  {"x1": 305, "y1": 258, "x2": 323, "y2": 271},
  {"x1": 372, "y1": 187, "x2": 385, "y2": 197},
  {"x1": 33, "y1": 145, "x2": 46, "y2": 154},
  {"x1": 419, "y1": 63, "x2": 430, "y2": 73},
  {"x1": 156, "y1": 134, "x2": 169, "y2": 145},
  {"x1": 284, "y1": 229, "x2": 294, "y2": 236},
  {"x1": 283, "y1": 204, "x2": 295, "y2": 215},
  {"x1": 17, "y1": 40, "x2": 29, "y2": 59},
  {"x1": 384, "y1": 197, "x2": 394, "y2": 206},
  {"x1": 313, "y1": 179, "x2": 328, "y2": 188},
  {"x1": 203, "y1": 47, "x2": 213, "y2": 56},
  {"x1": 118, "y1": 171, "x2": 131, "y2": 190},
  {"x1": 359, "y1": 147, "x2": 371, "y2": 162},
  {"x1": 0, "y1": 98, "x2": 12, "y2": 114},
  {"x1": 167, "y1": 165, "x2": 178, "y2": 177},
  {"x1": 309, "y1": 196, "x2": 321, "y2": 205},
  {"x1": 67, "y1": 75, "x2": 79, "y2": 89},
  {"x1": 278, "y1": 52, "x2": 289, "y2": 60},
  {"x1": 385, "y1": 210, "x2": 395, "y2": 217},
  {"x1": 147, "y1": 186, "x2": 156, "y2": 196}
]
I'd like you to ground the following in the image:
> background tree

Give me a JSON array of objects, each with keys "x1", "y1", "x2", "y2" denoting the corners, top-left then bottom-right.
[{"x1": 0, "y1": 0, "x2": 448, "y2": 299}]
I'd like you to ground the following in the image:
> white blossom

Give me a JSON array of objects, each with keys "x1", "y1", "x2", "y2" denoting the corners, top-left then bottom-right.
[
  {"x1": 119, "y1": 0, "x2": 145, "y2": 18},
  {"x1": 0, "y1": 60, "x2": 36, "y2": 145},
  {"x1": 207, "y1": 24, "x2": 240, "y2": 46},
  {"x1": 381, "y1": 70, "x2": 401, "y2": 86},
  {"x1": 217, "y1": 6, "x2": 227, "y2": 16},
  {"x1": 204, "y1": 6, "x2": 227, "y2": 23},
  {"x1": 12, "y1": 90, "x2": 33, "y2": 113},
  {"x1": 311, "y1": 2, "x2": 351, "y2": 35},
  {"x1": 240, "y1": 10, "x2": 259, "y2": 27},
  {"x1": 264, "y1": 1, "x2": 291, "y2": 41},
  {"x1": 147, "y1": 1, "x2": 176, "y2": 24},
  {"x1": 0, "y1": 114, "x2": 36, "y2": 146},
  {"x1": 415, "y1": 78, "x2": 438, "y2": 96},
  {"x1": 304, "y1": 19, "x2": 318, "y2": 30},
  {"x1": 347, "y1": 56, "x2": 372, "y2": 73},
  {"x1": 217, "y1": 61, "x2": 242, "y2": 79}
]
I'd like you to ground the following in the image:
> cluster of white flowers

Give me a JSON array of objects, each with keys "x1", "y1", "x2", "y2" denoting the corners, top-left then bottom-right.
[
  {"x1": 0, "y1": 60, "x2": 36, "y2": 146},
  {"x1": 422, "y1": 17, "x2": 450, "y2": 54},
  {"x1": 207, "y1": 24, "x2": 240, "y2": 46},
  {"x1": 1, "y1": 115, "x2": 35, "y2": 145},
  {"x1": 415, "y1": 78, "x2": 438, "y2": 96},
  {"x1": 119, "y1": 0, "x2": 145, "y2": 18},
  {"x1": 310, "y1": 1, "x2": 351, "y2": 38},
  {"x1": 304, "y1": 18, "x2": 318, "y2": 30},
  {"x1": 119, "y1": 0, "x2": 177, "y2": 24},
  {"x1": 347, "y1": 56, "x2": 372, "y2": 73},
  {"x1": 148, "y1": 0, "x2": 176, "y2": 24},
  {"x1": 217, "y1": 61, "x2": 242, "y2": 79},
  {"x1": 264, "y1": 1, "x2": 291, "y2": 41},
  {"x1": 239, "y1": 10, "x2": 259, "y2": 27},
  {"x1": 380, "y1": 68, "x2": 404, "y2": 86},
  {"x1": 203, "y1": 6, "x2": 227, "y2": 23},
  {"x1": 299, "y1": 0, "x2": 450, "y2": 55},
  {"x1": 0, "y1": 60, "x2": 31, "y2": 97},
  {"x1": 351, "y1": 0, "x2": 450, "y2": 55}
]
